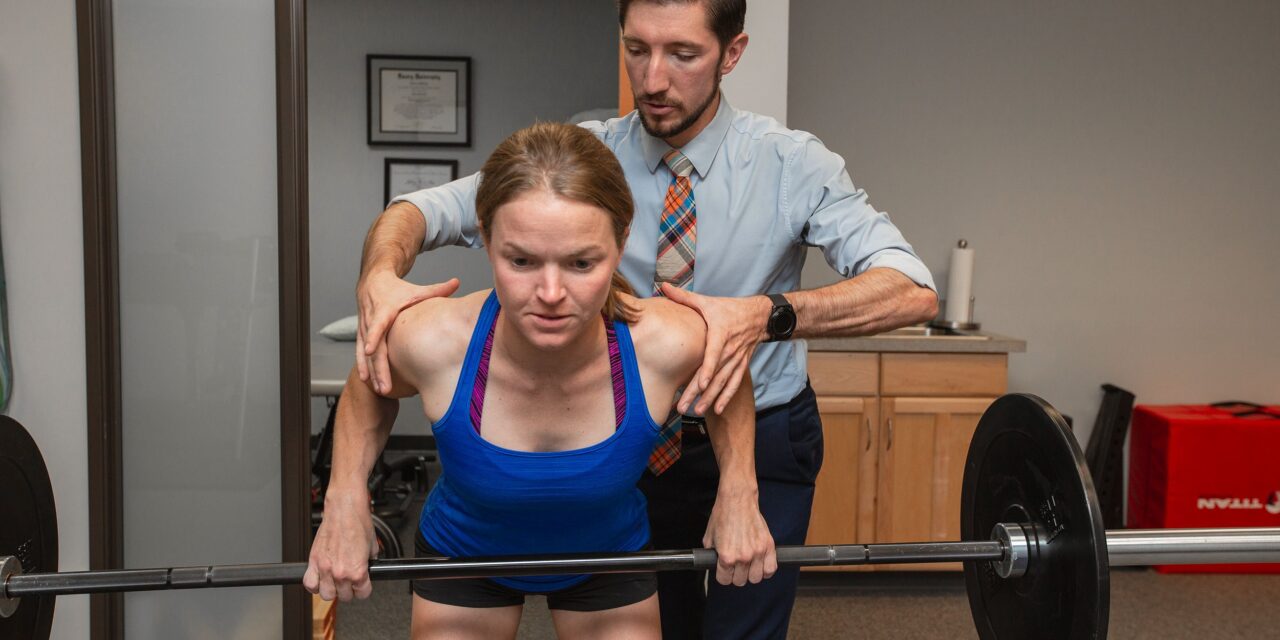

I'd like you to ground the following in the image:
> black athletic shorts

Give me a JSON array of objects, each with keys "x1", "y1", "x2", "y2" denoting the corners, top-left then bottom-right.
[{"x1": 411, "y1": 530, "x2": 657, "y2": 612}]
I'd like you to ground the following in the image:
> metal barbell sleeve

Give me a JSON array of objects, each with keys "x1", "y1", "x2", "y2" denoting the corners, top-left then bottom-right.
[{"x1": 1106, "y1": 528, "x2": 1280, "y2": 567}]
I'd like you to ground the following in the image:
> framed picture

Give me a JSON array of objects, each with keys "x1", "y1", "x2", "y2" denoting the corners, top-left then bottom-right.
[
  {"x1": 384, "y1": 158, "x2": 459, "y2": 204},
  {"x1": 368, "y1": 55, "x2": 471, "y2": 146}
]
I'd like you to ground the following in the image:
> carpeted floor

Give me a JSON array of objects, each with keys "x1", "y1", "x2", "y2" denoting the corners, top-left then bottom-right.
[
  {"x1": 334, "y1": 568, "x2": 1280, "y2": 638},
  {"x1": 331, "y1": 507, "x2": 1280, "y2": 639}
]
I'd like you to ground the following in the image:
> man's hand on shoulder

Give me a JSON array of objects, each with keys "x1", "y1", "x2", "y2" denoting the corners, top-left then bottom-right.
[
  {"x1": 355, "y1": 272, "x2": 460, "y2": 395},
  {"x1": 658, "y1": 283, "x2": 771, "y2": 416}
]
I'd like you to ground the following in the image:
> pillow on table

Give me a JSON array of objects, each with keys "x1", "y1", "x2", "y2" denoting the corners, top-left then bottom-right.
[{"x1": 318, "y1": 315, "x2": 358, "y2": 341}]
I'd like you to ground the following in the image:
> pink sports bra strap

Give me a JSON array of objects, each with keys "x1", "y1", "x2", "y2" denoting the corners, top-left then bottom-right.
[{"x1": 471, "y1": 312, "x2": 626, "y2": 434}]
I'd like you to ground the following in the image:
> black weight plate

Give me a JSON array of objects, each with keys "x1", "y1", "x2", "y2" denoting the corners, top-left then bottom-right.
[
  {"x1": 962, "y1": 394, "x2": 1109, "y2": 640},
  {"x1": 0, "y1": 416, "x2": 58, "y2": 640}
]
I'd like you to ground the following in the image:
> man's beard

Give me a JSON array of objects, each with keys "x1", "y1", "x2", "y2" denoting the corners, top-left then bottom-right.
[{"x1": 636, "y1": 73, "x2": 721, "y2": 141}]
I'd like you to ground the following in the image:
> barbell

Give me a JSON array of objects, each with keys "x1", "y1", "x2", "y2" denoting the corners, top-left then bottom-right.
[{"x1": 2, "y1": 394, "x2": 1278, "y2": 639}]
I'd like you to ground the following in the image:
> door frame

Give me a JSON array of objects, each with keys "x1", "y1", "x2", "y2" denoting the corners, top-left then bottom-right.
[{"x1": 76, "y1": 0, "x2": 311, "y2": 637}]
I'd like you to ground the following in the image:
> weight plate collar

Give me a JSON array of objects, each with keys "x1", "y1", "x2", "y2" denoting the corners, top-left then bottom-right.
[
  {"x1": 962, "y1": 394, "x2": 1110, "y2": 640},
  {"x1": 0, "y1": 416, "x2": 58, "y2": 638}
]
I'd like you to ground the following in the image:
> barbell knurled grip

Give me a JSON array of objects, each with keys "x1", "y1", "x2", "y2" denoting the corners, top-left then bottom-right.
[{"x1": 776, "y1": 545, "x2": 870, "y2": 566}]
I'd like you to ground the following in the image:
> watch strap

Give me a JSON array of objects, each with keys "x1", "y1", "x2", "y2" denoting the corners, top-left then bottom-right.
[{"x1": 765, "y1": 293, "x2": 795, "y2": 342}]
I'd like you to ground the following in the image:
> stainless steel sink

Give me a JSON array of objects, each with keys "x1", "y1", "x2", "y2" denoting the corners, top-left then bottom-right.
[{"x1": 882, "y1": 326, "x2": 990, "y2": 340}]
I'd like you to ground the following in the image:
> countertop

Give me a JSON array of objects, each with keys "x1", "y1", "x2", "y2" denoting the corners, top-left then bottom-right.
[{"x1": 807, "y1": 330, "x2": 1026, "y2": 354}]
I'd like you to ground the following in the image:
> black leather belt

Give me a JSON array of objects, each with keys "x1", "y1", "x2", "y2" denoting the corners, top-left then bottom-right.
[{"x1": 681, "y1": 416, "x2": 708, "y2": 439}]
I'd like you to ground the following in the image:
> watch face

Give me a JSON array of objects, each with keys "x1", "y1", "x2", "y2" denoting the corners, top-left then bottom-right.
[{"x1": 771, "y1": 308, "x2": 796, "y2": 337}]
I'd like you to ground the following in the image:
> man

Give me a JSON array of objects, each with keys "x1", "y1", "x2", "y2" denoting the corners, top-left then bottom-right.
[{"x1": 354, "y1": 1, "x2": 938, "y2": 637}]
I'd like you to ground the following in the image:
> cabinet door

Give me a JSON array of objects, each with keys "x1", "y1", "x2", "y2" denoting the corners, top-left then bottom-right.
[
  {"x1": 804, "y1": 397, "x2": 878, "y2": 571},
  {"x1": 875, "y1": 397, "x2": 995, "y2": 570}
]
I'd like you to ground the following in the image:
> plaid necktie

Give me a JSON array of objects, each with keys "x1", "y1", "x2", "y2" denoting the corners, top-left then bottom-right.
[{"x1": 648, "y1": 148, "x2": 696, "y2": 475}]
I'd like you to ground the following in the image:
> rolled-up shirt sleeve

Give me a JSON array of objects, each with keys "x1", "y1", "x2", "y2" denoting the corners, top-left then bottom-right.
[
  {"x1": 388, "y1": 172, "x2": 484, "y2": 252},
  {"x1": 785, "y1": 138, "x2": 937, "y2": 291}
]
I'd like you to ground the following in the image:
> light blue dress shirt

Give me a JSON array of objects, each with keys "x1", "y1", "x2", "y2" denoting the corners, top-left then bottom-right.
[{"x1": 394, "y1": 96, "x2": 936, "y2": 411}]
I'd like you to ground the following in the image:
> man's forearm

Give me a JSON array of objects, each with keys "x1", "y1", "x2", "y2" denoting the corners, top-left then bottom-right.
[
  {"x1": 782, "y1": 268, "x2": 939, "y2": 339},
  {"x1": 360, "y1": 202, "x2": 427, "y2": 280},
  {"x1": 328, "y1": 369, "x2": 399, "y2": 495},
  {"x1": 704, "y1": 373, "x2": 759, "y2": 494}
]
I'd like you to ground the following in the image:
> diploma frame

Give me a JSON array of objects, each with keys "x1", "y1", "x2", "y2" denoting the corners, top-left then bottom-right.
[
  {"x1": 384, "y1": 158, "x2": 459, "y2": 204},
  {"x1": 368, "y1": 55, "x2": 472, "y2": 146}
]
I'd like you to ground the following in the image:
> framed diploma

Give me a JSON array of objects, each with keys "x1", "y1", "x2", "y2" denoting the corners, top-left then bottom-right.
[
  {"x1": 368, "y1": 55, "x2": 471, "y2": 146},
  {"x1": 384, "y1": 158, "x2": 459, "y2": 204}
]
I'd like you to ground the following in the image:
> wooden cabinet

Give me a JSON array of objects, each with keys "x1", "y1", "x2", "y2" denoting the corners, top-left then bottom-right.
[
  {"x1": 881, "y1": 353, "x2": 1006, "y2": 397},
  {"x1": 809, "y1": 352, "x2": 878, "y2": 396},
  {"x1": 804, "y1": 351, "x2": 1008, "y2": 572},
  {"x1": 807, "y1": 397, "x2": 878, "y2": 571},
  {"x1": 804, "y1": 353, "x2": 879, "y2": 570},
  {"x1": 874, "y1": 396, "x2": 994, "y2": 570}
]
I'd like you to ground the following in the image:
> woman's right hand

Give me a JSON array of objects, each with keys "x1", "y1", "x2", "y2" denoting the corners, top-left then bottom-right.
[{"x1": 304, "y1": 490, "x2": 379, "y2": 601}]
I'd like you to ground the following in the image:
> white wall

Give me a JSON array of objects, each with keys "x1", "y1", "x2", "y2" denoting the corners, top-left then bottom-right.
[
  {"x1": 721, "y1": 0, "x2": 789, "y2": 124},
  {"x1": 791, "y1": 1, "x2": 1280, "y2": 443},
  {"x1": 0, "y1": 1, "x2": 91, "y2": 637}
]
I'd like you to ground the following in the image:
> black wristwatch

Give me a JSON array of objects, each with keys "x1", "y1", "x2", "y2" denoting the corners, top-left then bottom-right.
[{"x1": 764, "y1": 293, "x2": 796, "y2": 342}]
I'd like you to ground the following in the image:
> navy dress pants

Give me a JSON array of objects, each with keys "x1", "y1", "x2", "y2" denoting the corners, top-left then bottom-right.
[{"x1": 638, "y1": 384, "x2": 823, "y2": 640}]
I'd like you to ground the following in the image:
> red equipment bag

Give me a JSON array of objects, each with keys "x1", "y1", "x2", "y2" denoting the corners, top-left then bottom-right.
[{"x1": 1128, "y1": 402, "x2": 1280, "y2": 573}]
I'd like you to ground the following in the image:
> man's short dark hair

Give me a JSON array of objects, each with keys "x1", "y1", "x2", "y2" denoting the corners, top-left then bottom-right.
[{"x1": 618, "y1": 0, "x2": 746, "y2": 52}]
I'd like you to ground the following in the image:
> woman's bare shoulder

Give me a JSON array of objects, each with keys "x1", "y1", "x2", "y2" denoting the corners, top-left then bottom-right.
[
  {"x1": 388, "y1": 289, "x2": 490, "y2": 373},
  {"x1": 625, "y1": 294, "x2": 706, "y2": 377}
]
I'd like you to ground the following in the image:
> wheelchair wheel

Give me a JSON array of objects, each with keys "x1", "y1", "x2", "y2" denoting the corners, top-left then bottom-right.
[{"x1": 371, "y1": 514, "x2": 403, "y2": 560}]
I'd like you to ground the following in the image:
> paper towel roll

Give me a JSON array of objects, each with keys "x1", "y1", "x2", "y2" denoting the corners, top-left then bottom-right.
[{"x1": 944, "y1": 241, "x2": 975, "y2": 323}]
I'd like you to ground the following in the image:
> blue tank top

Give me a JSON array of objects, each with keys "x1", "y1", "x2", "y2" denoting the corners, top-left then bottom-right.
[{"x1": 418, "y1": 291, "x2": 663, "y2": 591}]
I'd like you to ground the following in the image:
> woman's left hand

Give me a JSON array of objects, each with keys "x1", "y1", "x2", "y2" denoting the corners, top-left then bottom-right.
[
  {"x1": 702, "y1": 485, "x2": 778, "y2": 586},
  {"x1": 659, "y1": 284, "x2": 771, "y2": 416}
]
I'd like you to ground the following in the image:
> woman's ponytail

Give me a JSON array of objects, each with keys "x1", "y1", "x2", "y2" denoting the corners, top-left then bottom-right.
[{"x1": 604, "y1": 270, "x2": 640, "y2": 322}]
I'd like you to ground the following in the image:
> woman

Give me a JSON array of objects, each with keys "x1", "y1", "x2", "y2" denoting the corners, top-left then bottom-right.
[{"x1": 305, "y1": 122, "x2": 776, "y2": 639}]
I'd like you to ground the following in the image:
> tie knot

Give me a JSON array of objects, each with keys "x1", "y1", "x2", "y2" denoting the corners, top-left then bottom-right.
[{"x1": 663, "y1": 149, "x2": 694, "y2": 178}]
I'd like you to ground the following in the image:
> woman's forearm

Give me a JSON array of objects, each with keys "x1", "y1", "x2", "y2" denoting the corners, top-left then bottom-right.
[
  {"x1": 704, "y1": 371, "x2": 759, "y2": 496},
  {"x1": 327, "y1": 368, "x2": 400, "y2": 497}
]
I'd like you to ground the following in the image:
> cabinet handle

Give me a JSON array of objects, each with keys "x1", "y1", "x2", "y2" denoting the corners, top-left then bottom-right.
[
  {"x1": 885, "y1": 418, "x2": 894, "y2": 451},
  {"x1": 864, "y1": 417, "x2": 871, "y2": 451}
]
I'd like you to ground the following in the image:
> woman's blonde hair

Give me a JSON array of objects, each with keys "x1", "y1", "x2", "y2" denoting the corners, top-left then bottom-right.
[{"x1": 476, "y1": 122, "x2": 640, "y2": 322}]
